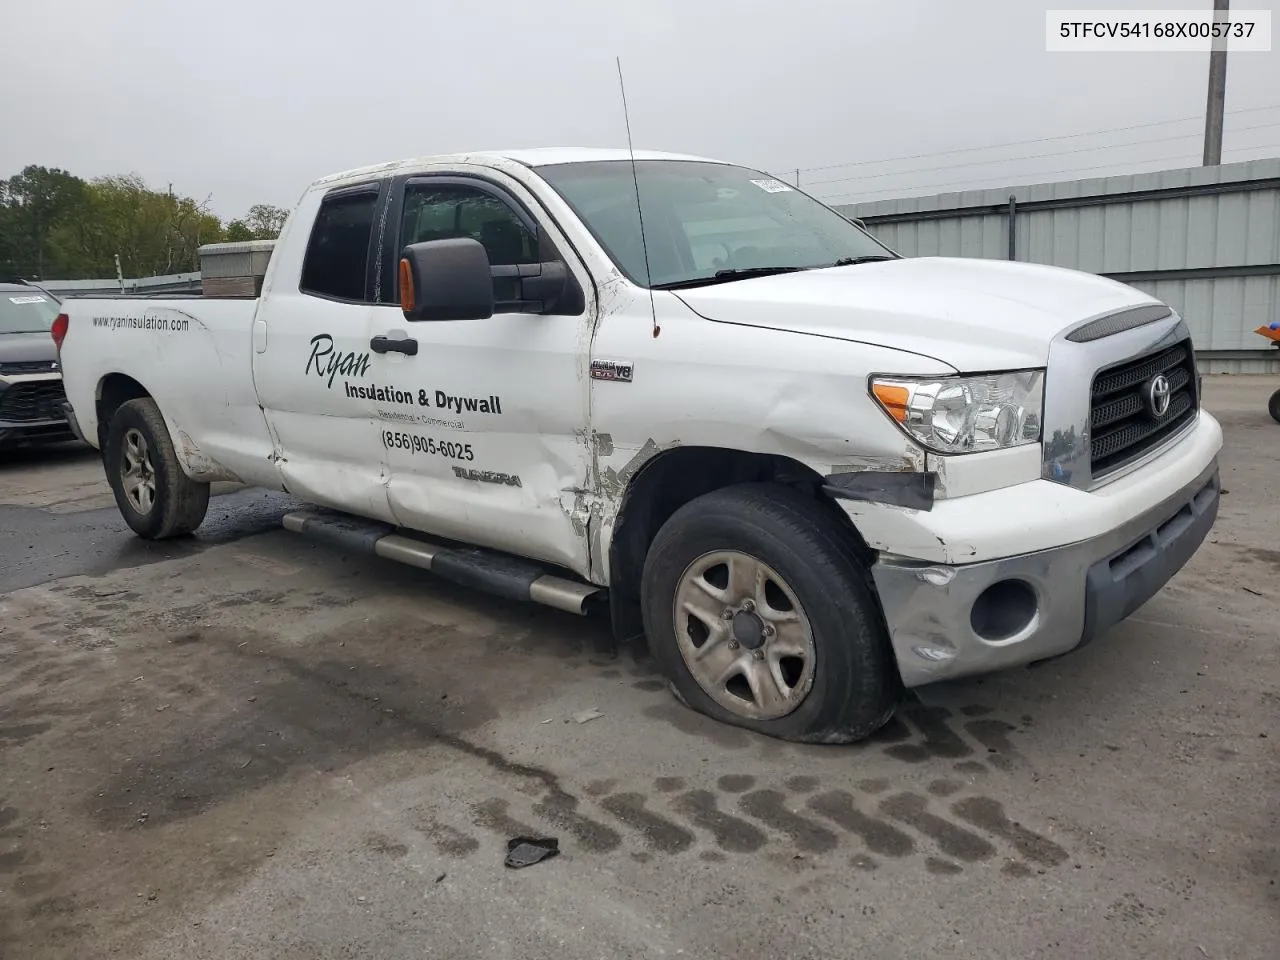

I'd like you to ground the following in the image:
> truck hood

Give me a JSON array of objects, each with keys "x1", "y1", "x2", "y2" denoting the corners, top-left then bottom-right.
[
  {"x1": 673, "y1": 256, "x2": 1162, "y2": 371},
  {"x1": 0, "y1": 330, "x2": 58, "y2": 368}
]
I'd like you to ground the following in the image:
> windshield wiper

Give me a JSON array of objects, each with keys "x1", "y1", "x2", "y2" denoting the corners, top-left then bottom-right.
[
  {"x1": 828, "y1": 255, "x2": 897, "y2": 267},
  {"x1": 653, "y1": 266, "x2": 805, "y2": 291}
]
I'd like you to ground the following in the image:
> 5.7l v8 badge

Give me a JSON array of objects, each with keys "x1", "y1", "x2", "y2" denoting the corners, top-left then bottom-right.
[{"x1": 590, "y1": 358, "x2": 634, "y2": 383}]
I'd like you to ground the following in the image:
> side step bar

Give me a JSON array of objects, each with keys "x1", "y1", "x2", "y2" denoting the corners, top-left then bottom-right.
[{"x1": 282, "y1": 510, "x2": 605, "y2": 616}]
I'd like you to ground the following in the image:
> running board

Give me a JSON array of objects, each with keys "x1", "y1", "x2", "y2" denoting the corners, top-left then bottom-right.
[{"x1": 281, "y1": 510, "x2": 604, "y2": 616}]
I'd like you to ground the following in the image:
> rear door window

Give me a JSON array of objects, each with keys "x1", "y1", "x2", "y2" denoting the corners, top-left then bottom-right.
[{"x1": 300, "y1": 189, "x2": 379, "y2": 302}]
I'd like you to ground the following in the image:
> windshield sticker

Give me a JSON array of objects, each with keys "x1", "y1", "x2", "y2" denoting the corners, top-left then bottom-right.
[
  {"x1": 8, "y1": 296, "x2": 47, "y2": 304},
  {"x1": 749, "y1": 178, "x2": 794, "y2": 194}
]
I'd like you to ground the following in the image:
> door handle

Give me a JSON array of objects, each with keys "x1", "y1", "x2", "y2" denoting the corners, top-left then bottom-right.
[{"x1": 370, "y1": 335, "x2": 419, "y2": 356}]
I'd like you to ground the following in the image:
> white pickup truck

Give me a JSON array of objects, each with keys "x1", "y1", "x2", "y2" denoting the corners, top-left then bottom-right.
[{"x1": 52, "y1": 148, "x2": 1222, "y2": 743}]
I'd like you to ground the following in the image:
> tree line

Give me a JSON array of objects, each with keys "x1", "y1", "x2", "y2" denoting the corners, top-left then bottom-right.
[{"x1": 0, "y1": 165, "x2": 289, "y2": 281}]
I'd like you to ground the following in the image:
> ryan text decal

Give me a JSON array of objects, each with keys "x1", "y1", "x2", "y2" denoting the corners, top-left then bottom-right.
[{"x1": 306, "y1": 334, "x2": 503, "y2": 416}]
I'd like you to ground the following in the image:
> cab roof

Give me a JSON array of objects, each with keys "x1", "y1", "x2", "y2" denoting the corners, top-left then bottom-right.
[{"x1": 309, "y1": 147, "x2": 732, "y2": 192}]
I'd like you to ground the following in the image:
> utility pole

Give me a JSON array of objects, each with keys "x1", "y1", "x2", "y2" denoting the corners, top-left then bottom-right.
[
  {"x1": 1203, "y1": 0, "x2": 1229, "y2": 165},
  {"x1": 795, "y1": 168, "x2": 801, "y2": 187}
]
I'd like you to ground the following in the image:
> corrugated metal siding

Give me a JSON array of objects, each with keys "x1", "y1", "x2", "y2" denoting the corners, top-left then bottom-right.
[
  {"x1": 873, "y1": 214, "x2": 1008, "y2": 260},
  {"x1": 837, "y1": 158, "x2": 1280, "y2": 373},
  {"x1": 40, "y1": 273, "x2": 202, "y2": 298}
]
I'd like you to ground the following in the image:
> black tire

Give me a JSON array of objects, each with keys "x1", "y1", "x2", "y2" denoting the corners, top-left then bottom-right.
[
  {"x1": 103, "y1": 398, "x2": 210, "y2": 539},
  {"x1": 1269, "y1": 388, "x2": 1280, "y2": 424},
  {"x1": 640, "y1": 483, "x2": 901, "y2": 744}
]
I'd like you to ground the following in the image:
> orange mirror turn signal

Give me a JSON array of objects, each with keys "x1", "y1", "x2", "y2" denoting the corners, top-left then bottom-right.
[{"x1": 399, "y1": 259, "x2": 415, "y2": 313}]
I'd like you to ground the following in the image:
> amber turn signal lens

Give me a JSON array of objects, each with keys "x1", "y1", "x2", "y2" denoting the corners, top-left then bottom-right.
[
  {"x1": 872, "y1": 383, "x2": 910, "y2": 423},
  {"x1": 399, "y1": 259, "x2": 414, "y2": 312}
]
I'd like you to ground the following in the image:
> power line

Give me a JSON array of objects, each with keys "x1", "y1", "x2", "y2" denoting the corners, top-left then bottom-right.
[
  {"x1": 794, "y1": 101, "x2": 1280, "y2": 175},
  {"x1": 827, "y1": 146, "x2": 1280, "y2": 202},
  {"x1": 803, "y1": 117, "x2": 1280, "y2": 189},
  {"x1": 821, "y1": 143, "x2": 1280, "y2": 204}
]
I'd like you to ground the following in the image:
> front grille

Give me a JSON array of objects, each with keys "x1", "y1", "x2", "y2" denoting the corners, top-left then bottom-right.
[
  {"x1": 1090, "y1": 340, "x2": 1198, "y2": 476},
  {"x1": 0, "y1": 380, "x2": 67, "y2": 423},
  {"x1": 0, "y1": 360, "x2": 57, "y2": 375}
]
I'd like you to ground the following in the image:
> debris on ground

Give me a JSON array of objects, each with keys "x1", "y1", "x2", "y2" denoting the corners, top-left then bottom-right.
[
  {"x1": 1242, "y1": 586, "x2": 1263, "y2": 597},
  {"x1": 504, "y1": 836, "x2": 560, "y2": 869},
  {"x1": 571, "y1": 708, "x2": 604, "y2": 724}
]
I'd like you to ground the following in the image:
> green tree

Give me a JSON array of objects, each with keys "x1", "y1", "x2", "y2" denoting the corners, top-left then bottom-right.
[
  {"x1": 63, "y1": 174, "x2": 225, "y2": 277},
  {"x1": 1, "y1": 163, "x2": 291, "y2": 279},
  {"x1": 244, "y1": 203, "x2": 288, "y2": 239},
  {"x1": 0, "y1": 165, "x2": 87, "y2": 278}
]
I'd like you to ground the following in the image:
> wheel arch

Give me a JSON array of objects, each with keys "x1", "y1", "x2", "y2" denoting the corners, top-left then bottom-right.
[
  {"x1": 95, "y1": 373, "x2": 153, "y2": 449},
  {"x1": 605, "y1": 445, "x2": 875, "y2": 646}
]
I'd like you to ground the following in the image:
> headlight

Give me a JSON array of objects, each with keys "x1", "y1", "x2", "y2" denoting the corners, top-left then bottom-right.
[{"x1": 870, "y1": 370, "x2": 1044, "y2": 454}]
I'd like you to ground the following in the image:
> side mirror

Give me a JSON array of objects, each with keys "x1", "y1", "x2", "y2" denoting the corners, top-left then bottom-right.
[
  {"x1": 399, "y1": 237, "x2": 583, "y2": 321},
  {"x1": 489, "y1": 261, "x2": 575, "y2": 315},
  {"x1": 400, "y1": 238, "x2": 495, "y2": 322}
]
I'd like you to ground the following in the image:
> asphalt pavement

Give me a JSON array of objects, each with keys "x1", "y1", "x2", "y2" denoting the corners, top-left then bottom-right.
[{"x1": 1, "y1": 377, "x2": 1277, "y2": 960}]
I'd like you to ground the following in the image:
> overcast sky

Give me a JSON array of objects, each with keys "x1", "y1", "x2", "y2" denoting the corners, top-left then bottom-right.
[{"x1": 2, "y1": 0, "x2": 1278, "y2": 219}]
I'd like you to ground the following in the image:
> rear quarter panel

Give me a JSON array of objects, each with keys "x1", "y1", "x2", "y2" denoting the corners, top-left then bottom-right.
[{"x1": 59, "y1": 298, "x2": 279, "y2": 486}]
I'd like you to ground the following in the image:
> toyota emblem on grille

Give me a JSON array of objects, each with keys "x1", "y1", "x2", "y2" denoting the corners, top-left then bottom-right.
[{"x1": 1147, "y1": 374, "x2": 1172, "y2": 418}]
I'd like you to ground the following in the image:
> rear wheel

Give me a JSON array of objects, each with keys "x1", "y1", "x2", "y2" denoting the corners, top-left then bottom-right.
[
  {"x1": 1268, "y1": 387, "x2": 1280, "y2": 424},
  {"x1": 104, "y1": 398, "x2": 210, "y2": 539},
  {"x1": 640, "y1": 483, "x2": 901, "y2": 743}
]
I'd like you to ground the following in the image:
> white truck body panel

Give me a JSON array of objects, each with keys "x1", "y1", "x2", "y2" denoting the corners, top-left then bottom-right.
[
  {"x1": 59, "y1": 299, "x2": 277, "y2": 487},
  {"x1": 364, "y1": 163, "x2": 598, "y2": 573},
  {"x1": 251, "y1": 182, "x2": 396, "y2": 523},
  {"x1": 671, "y1": 255, "x2": 1159, "y2": 371},
  {"x1": 53, "y1": 146, "x2": 1222, "y2": 694}
]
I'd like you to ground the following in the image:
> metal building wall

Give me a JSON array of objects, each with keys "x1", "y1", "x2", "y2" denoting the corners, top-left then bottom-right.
[
  {"x1": 38, "y1": 272, "x2": 203, "y2": 299},
  {"x1": 837, "y1": 158, "x2": 1280, "y2": 373}
]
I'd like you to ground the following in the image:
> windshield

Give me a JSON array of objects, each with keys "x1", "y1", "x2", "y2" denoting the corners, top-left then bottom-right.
[
  {"x1": 0, "y1": 291, "x2": 60, "y2": 334},
  {"x1": 535, "y1": 159, "x2": 896, "y2": 289}
]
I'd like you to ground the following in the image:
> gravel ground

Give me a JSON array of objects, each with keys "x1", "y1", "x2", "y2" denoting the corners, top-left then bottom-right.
[{"x1": 1, "y1": 375, "x2": 1276, "y2": 960}]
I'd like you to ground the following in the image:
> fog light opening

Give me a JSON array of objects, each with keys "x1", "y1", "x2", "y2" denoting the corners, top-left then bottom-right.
[{"x1": 970, "y1": 579, "x2": 1038, "y2": 642}]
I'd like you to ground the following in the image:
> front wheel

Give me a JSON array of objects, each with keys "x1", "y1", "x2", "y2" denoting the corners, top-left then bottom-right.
[
  {"x1": 1268, "y1": 387, "x2": 1280, "y2": 424},
  {"x1": 104, "y1": 398, "x2": 210, "y2": 539},
  {"x1": 640, "y1": 483, "x2": 901, "y2": 744}
]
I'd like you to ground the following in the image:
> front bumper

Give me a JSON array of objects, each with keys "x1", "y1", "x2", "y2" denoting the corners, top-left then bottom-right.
[
  {"x1": 856, "y1": 415, "x2": 1222, "y2": 688},
  {"x1": 0, "y1": 377, "x2": 74, "y2": 447},
  {"x1": 0, "y1": 417, "x2": 75, "y2": 446},
  {"x1": 59, "y1": 401, "x2": 86, "y2": 442}
]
